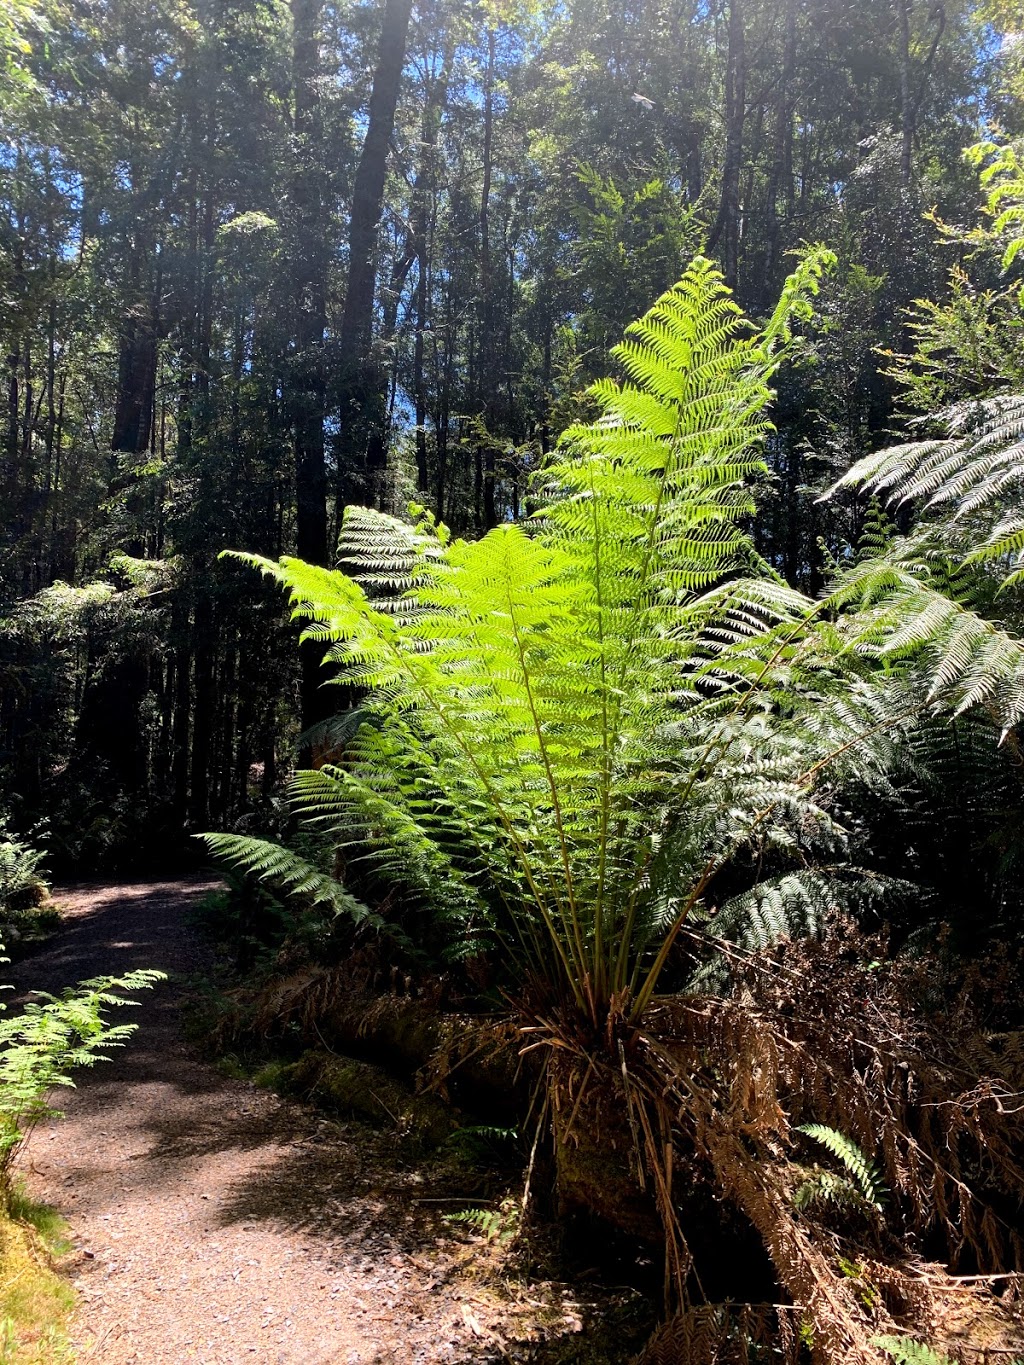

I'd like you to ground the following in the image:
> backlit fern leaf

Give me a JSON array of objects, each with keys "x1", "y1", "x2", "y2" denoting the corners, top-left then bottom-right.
[
  {"x1": 209, "y1": 250, "x2": 885, "y2": 1022},
  {"x1": 199, "y1": 833, "x2": 382, "y2": 928},
  {"x1": 834, "y1": 393, "x2": 1024, "y2": 583},
  {"x1": 797, "y1": 1123, "x2": 887, "y2": 1209}
]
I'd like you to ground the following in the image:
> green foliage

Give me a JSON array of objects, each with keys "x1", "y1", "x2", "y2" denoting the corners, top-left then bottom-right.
[
  {"x1": 794, "y1": 1123, "x2": 888, "y2": 1212},
  {"x1": 0, "y1": 969, "x2": 165, "y2": 1189},
  {"x1": 443, "y1": 1197, "x2": 521, "y2": 1244},
  {"x1": 442, "y1": 1125, "x2": 520, "y2": 1167},
  {"x1": 872, "y1": 1335, "x2": 956, "y2": 1365},
  {"x1": 966, "y1": 140, "x2": 1024, "y2": 276},
  {"x1": 0, "y1": 824, "x2": 47, "y2": 920},
  {"x1": 701, "y1": 866, "x2": 910, "y2": 968},
  {"x1": 206, "y1": 250, "x2": 938, "y2": 1028},
  {"x1": 833, "y1": 393, "x2": 1024, "y2": 584},
  {"x1": 0, "y1": 567, "x2": 182, "y2": 872},
  {"x1": 0, "y1": 0, "x2": 43, "y2": 108},
  {"x1": 199, "y1": 835, "x2": 381, "y2": 929},
  {"x1": 569, "y1": 167, "x2": 704, "y2": 363},
  {"x1": 856, "y1": 500, "x2": 894, "y2": 562},
  {"x1": 190, "y1": 872, "x2": 337, "y2": 976},
  {"x1": 882, "y1": 268, "x2": 1024, "y2": 412},
  {"x1": 828, "y1": 353, "x2": 1024, "y2": 740}
]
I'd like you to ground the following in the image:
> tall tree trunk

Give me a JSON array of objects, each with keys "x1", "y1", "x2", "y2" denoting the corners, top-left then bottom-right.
[
  {"x1": 111, "y1": 293, "x2": 158, "y2": 452},
  {"x1": 339, "y1": 0, "x2": 414, "y2": 508},
  {"x1": 708, "y1": 0, "x2": 745, "y2": 290},
  {"x1": 478, "y1": 26, "x2": 498, "y2": 532},
  {"x1": 188, "y1": 582, "x2": 215, "y2": 828},
  {"x1": 895, "y1": 0, "x2": 913, "y2": 190},
  {"x1": 411, "y1": 39, "x2": 453, "y2": 495},
  {"x1": 5, "y1": 344, "x2": 19, "y2": 522},
  {"x1": 291, "y1": 0, "x2": 331, "y2": 744},
  {"x1": 765, "y1": 0, "x2": 796, "y2": 288},
  {"x1": 170, "y1": 594, "x2": 192, "y2": 826},
  {"x1": 291, "y1": 0, "x2": 328, "y2": 569}
]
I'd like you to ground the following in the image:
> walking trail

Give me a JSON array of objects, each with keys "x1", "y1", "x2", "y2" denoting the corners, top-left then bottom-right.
[{"x1": 10, "y1": 880, "x2": 616, "y2": 1365}]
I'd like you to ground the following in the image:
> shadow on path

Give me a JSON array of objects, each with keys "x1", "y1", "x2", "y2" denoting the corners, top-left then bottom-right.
[{"x1": 14, "y1": 881, "x2": 642, "y2": 1364}]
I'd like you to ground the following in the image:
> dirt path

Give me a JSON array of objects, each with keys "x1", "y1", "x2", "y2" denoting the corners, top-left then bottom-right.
[{"x1": 9, "y1": 881, "x2": 613, "y2": 1365}]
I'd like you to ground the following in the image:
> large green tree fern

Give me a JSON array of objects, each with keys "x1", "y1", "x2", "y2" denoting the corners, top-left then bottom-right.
[
  {"x1": 204, "y1": 251, "x2": 917, "y2": 1029},
  {"x1": 826, "y1": 139, "x2": 1024, "y2": 737}
]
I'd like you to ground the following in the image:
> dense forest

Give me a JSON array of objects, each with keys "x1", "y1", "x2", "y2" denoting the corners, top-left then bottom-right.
[
  {"x1": 2, "y1": 0, "x2": 1018, "y2": 865},
  {"x1": 5, "y1": 0, "x2": 1024, "y2": 1359}
]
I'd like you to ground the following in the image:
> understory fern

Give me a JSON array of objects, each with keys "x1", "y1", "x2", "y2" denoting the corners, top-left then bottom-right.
[
  {"x1": 872, "y1": 1336, "x2": 955, "y2": 1365},
  {"x1": 795, "y1": 1123, "x2": 888, "y2": 1212},
  {"x1": 443, "y1": 1198, "x2": 520, "y2": 1244},
  {"x1": 0, "y1": 968, "x2": 166, "y2": 1190}
]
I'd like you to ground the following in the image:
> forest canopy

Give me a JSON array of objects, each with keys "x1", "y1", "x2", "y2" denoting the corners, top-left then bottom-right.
[{"x1": 3, "y1": 0, "x2": 1024, "y2": 867}]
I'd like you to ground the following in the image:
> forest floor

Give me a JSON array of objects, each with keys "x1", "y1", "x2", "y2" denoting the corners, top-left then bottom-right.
[{"x1": 8, "y1": 881, "x2": 650, "y2": 1365}]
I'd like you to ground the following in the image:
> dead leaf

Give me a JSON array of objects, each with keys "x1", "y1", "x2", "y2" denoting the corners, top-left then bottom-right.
[{"x1": 460, "y1": 1304, "x2": 486, "y2": 1338}]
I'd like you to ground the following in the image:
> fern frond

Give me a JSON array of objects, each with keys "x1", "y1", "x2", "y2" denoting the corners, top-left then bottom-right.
[
  {"x1": 872, "y1": 1336, "x2": 955, "y2": 1365},
  {"x1": 793, "y1": 1171, "x2": 875, "y2": 1213},
  {"x1": 198, "y1": 834, "x2": 382, "y2": 928},
  {"x1": 830, "y1": 392, "x2": 1024, "y2": 586},
  {"x1": 796, "y1": 1123, "x2": 887, "y2": 1209}
]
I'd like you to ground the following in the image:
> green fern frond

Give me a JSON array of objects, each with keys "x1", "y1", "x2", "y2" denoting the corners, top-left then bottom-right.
[
  {"x1": 872, "y1": 1335, "x2": 956, "y2": 1365},
  {"x1": 829, "y1": 556, "x2": 1024, "y2": 733},
  {"x1": 796, "y1": 1123, "x2": 887, "y2": 1209},
  {"x1": 442, "y1": 1199, "x2": 520, "y2": 1244},
  {"x1": 831, "y1": 392, "x2": 1024, "y2": 584},
  {"x1": 198, "y1": 834, "x2": 382, "y2": 928},
  {"x1": 703, "y1": 866, "x2": 911, "y2": 958},
  {"x1": 793, "y1": 1171, "x2": 874, "y2": 1213}
]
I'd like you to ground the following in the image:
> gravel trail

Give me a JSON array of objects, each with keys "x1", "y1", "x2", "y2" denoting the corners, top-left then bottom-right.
[{"x1": 8, "y1": 881, "x2": 554, "y2": 1365}]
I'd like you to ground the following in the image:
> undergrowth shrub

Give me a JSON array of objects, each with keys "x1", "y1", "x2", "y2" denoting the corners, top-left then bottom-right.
[{"x1": 0, "y1": 968, "x2": 165, "y2": 1194}]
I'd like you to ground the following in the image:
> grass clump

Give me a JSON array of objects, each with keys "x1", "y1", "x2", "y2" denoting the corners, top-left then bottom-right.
[{"x1": 0, "y1": 1189, "x2": 75, "y2": 1364}]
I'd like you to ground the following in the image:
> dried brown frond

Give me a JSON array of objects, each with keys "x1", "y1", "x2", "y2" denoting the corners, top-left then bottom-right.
[
  {"x1": 528, "y1": 933, "x2": 1024, "y2": 1365},
  {"x1": 633, "y1": 1303, "x2": 804, "y2": 1365}
]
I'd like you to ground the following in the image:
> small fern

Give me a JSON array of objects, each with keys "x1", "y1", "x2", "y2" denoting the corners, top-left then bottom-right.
[
  {"x1": 796, "y1": 1123, "x2": 888, "y2": 1211},
  {"x1": 443, "y1": 1197, "x2": 520, "y2": 1244},
  {"x1": 793, "y1": 1171, "x2": 877, "y2": 1214},
  {"x1": 0, "y1": 968, "x2": 166, "y2": 1189},
  {"x1": 872, "y1": 1335, "x2": 955, "y2": 1365}
]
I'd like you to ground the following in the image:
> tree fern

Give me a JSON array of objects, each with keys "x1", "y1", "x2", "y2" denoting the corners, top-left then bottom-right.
[
  {"x1": 823, "y1": 142, "x2": 1024, "y2": 738},
  {"x1": 206, "y1": 250, "x2": 921, "y2": 1029}
]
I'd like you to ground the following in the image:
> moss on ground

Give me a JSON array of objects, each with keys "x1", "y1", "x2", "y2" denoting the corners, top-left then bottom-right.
[
  {"x1": 0, "y1": 1189, "x2": 75, "y2": 1364},
  {"x1": 287, "y1": 1048, "x2": 457, "y2": 1151}
]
